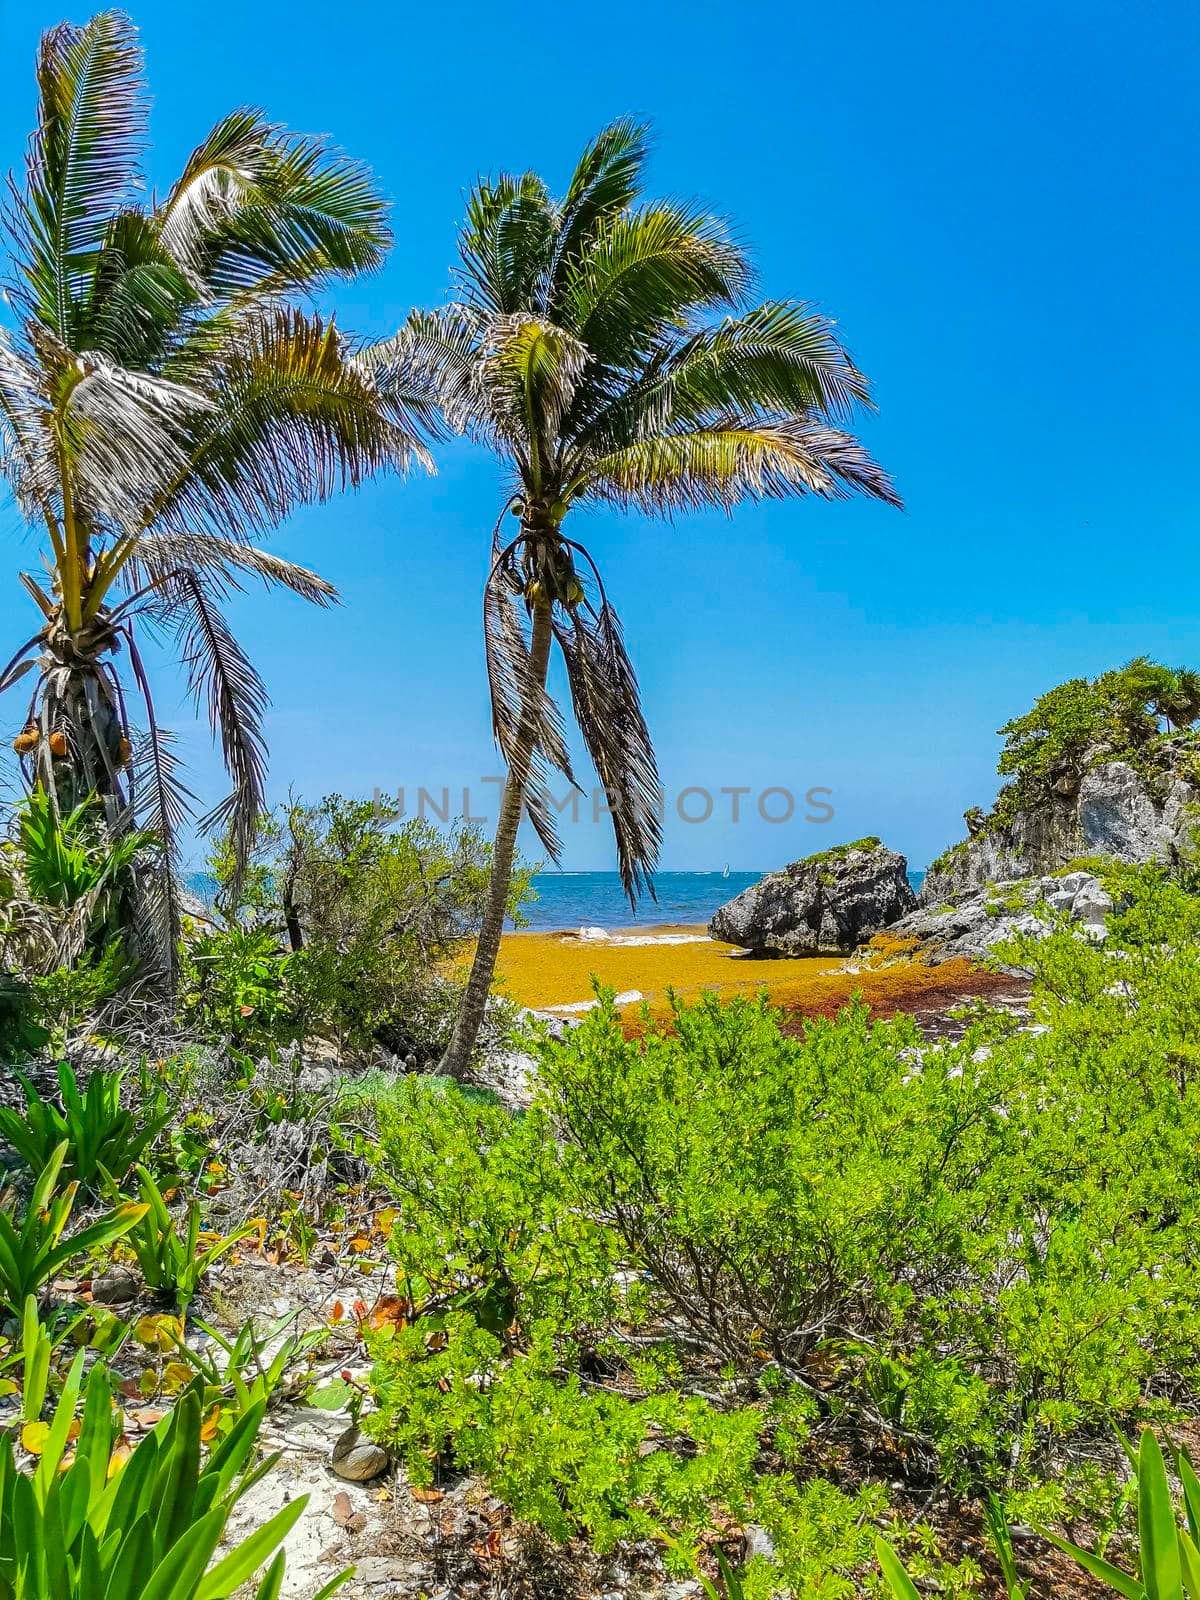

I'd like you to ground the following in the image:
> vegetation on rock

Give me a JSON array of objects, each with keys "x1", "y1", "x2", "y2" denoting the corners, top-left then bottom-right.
[{"x1": 991, "y1": 657, "x2": 1200, "y2": 829}]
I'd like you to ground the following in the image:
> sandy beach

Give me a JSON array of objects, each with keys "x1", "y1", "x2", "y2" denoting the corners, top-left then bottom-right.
[{"x1": 485, "y1": 923, "x2": 1018, "y2": 1032}]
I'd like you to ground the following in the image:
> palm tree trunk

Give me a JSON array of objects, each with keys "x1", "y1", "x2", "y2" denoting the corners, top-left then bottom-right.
[{"x1": 441, "y1": 594, "x2": 554, "y2": 1081}]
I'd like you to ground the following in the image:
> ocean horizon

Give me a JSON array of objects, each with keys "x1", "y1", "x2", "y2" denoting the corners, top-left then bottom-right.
[{"x1": 185, "y1": 867, "x2": 927, "y2": 933}]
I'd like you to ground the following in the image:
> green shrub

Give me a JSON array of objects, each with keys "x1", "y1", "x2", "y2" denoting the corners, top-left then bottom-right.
[
  {"x1": 179, "y1": 926, "x2": 300, "y2": 1065},
  {"x1": 370, "y1": 1312, "x2": 761, "y2": 1554},
  {"x1": 204, "y1": 794, "x2": 532, "y2": 1061},
  {"x1": 878, "y1": 1427, "x2": 1200, "y2": 1600},
  {"x1": 0, "y1": 1061, "x2": 171, "y2": 1191},
  {"x1": 981, "y1": 658, "x2": 1200, "y2": 833},
  {"x1": 361, "y1": 863, "x2": 1200, "y2": 1575},
  {"x1": 0, "y1": 975, "x2": 50, "y2": 1062}
]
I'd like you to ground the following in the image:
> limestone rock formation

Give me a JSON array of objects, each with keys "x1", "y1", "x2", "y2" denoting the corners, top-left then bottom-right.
[
  {"x1": 921, "y1": 740, "x2": 1200, "y2": 906},
  {"x1": 893, "y1": 869, "x2": 1112, "y2": 966}
]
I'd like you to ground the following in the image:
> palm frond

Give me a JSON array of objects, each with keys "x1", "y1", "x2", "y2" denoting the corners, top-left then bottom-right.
[
  {"x1": 82, "y1": 211, "x2": 196, "y2": 366},
  {"x1": 61, "y1": 350, "x2": 212, "y2": 529},
  {"x1": 580, "y1": 416, "x2": 902, "y2": 512},
  {"x1": 0, "y1": 328, "x2": 56, "y2": 520},
  {"x1": 19, "y1": 11, "x2": 146, "y2": 340},
  {"x1": 552, "y1": 589, "x2": 660, "y2": 904},
  {"x1": 547, "y1": 119, "x2": 650, "y2": 297},
  {"x1": 124, "y1": 706, "x2": 192, "y2": 979},
  {"x1": 574, "y1": 301, "x2": 875, "y2": 456},
  {"x1": 481, "y1": 315, "x2": 588, "y2": 466},
  {"x1": 123, "y1": 623, "x2": 194, "y2": 976},
  {"x1": 484, "y1": 538, "x2": 575, "y2": 860},
  {"x1": 165, "y1": 572, "x2": 267, "y2": 875},
  {"x1": 457, "y1": 171, "x2": 556, "y2": 315},
  {"x1": 148, "y1": 306, "x2": 421, "y2": 541},
  {"x1": 561, "y1": 204, "x2": 751, "y2": 366},
  {"x1": 126, "y1": 714, "x2": 194, "y2": 844},
  {"x1": 132, "y1": 532, "x2": 338, "y2": 607},
  {"x1": 159, "y1": 110, "x2": 389, "y2": 298},
  {"x1": 354, "y1": 308, "x2": 482, "y2": 441}
]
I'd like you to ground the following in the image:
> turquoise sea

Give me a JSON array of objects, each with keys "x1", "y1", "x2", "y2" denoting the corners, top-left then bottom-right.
[
  {"x1": 518, "y1": 870, "x2": 926, "y2": 931},
  {"x1": 187, "y1": 868, "x2": 926, "y2": 933}
]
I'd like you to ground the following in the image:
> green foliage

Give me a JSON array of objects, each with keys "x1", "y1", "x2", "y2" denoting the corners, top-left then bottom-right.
[
  {"x1": 0, "y1": 1349, "x2": 350, "y2": 1600},
  {"x1": 9, "y1": 786, "x2": 156, "y2": 973},
  {"x1": 0, "y1": 1297, "x2": 55, "y2": 1423},
  {"x1": 801, "y1": 836, "x2": 882, "y2": 866},
  {"x1": 204, "y1": 794, "x2": 531, "y2": 1060},
  {"x1": 988, "y1": 657, "x2": 1200, "y2": 829},
  {"x1": 167, "y1": 1313, "x2": 325, "y2": 1423},
  {"x1": 0, "y1": 1061, "x2": 171, "y2": 1191},
  {"x1": 179, "y1": 926, "x2": 299, "y2": 1065},
  {"x1": 370, "y1": 1313, "x2": 761, "y2": 1555},
  {"x1": 29, "y1": 948, "x2": 128, "y2": 1050},
  {"x1": 0, "y1": 975, "x2": 50, "y2": 1062},
  {"x1": 361, "y1": 865, "x2": 1200, "y2": 1584},
  {"x1": 118, "y1": 1166, "x2": 254, "y2": 1314},
  {"x1": 16, "y1": 787, "x2": 148, "y2": 911},
  {"x1": 927, "y1": 839, "x2": 968, "y2": 877},
  {"x1": 880, "y1": 1427, "x2": 1200, "y2": 1600},
  {"x1": 0, "y1": 1143, "x2": 147, "y2": 1317}
]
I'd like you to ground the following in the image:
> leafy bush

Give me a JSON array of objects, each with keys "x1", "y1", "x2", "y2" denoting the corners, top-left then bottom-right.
[
  {"x1": 359, "y1": 867, "x2": 1200, "y2": 1580},
  {"x1": 878, "y1": 1427, "x2": 1200, "y2": 1600},
  {"x1": 28, "y1": 948, "x2": 128, "y2": 1050},
  {"x1": 0, "y1": 1349, "x2": 349, "y2": 1600},
  {"x1": 0, "y1": 1061, "x2": 170, "y2": 1190},
  {"x1": 205, "y1": 793, "x2": 531, "y2": 1061},
  {"x1": 0, "y1": 1143, "x2": 146, "y2": 1316},
  {"x1": 179, "y1": 927, "x2": 300, "y2": 1066},
  {"x1": 0, "y1": 975, "x2": 50, "y2": 1062}
]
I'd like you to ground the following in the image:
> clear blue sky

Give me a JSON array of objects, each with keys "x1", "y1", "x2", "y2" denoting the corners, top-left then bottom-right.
[{"x1": 0, "y1": 0, "x2": 1196, "y2": 874}]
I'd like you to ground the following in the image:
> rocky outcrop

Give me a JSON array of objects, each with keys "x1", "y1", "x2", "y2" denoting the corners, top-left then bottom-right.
[
  {"x1": 709, "y1": 839, "x2": 916, "y2": 955},
  {"x1": 921, "y1": 741, "x2": 1200, "y2": 906},
  {"x1": 892, "y1": 869, "x2": 1112, "y2": 965}
]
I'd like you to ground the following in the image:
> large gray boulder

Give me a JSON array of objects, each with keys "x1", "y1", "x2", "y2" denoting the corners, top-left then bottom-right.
[
  {"x1": 709, "y1": 838, "x2": 916, "y2": 954},
  {"x1": 921, "y1": 742, "x2": 1200, "y2": 906}
]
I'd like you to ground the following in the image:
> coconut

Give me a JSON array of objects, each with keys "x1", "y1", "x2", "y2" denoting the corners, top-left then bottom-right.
[
  {"x1": 12, "y1": 729, "x2": 38, "y2": 754},
  {"x1": 48, "y1": 731, "x2": 68, "y2": 757}
]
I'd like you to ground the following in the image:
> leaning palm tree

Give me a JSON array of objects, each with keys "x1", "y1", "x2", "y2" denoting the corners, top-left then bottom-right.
[
  {"x1": 0, "y1": 11, "x2": 425, "y2": 966},
  {"x1": 377, "y1": 120, "x2": 902, "y2": 1078}
]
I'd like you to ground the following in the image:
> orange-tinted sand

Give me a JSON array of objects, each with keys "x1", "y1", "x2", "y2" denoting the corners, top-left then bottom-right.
[{"x1": 474, "y1": 925, "x2": 1016, "y2": 1034}]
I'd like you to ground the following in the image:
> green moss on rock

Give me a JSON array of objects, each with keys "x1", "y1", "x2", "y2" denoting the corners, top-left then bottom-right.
[{"x1": 800, "y1": 836, "x2": 882, "y2": 868}]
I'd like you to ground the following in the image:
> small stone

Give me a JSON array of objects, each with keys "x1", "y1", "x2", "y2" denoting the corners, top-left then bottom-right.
[
  {"x1": 331, "y1": 1424, "x2": 390, "y2": 1482},
  {"x1": 744, "y1": 1523, "x2": 777, "y2": 1561},
  {"x1": 91, "y1": 1266, "x2": 138, "y2": 1305}
]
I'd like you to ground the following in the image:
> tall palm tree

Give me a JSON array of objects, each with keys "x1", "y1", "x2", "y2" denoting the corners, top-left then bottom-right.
[
  {"x1": 0, "y1": 11, "x2": 425, "y2": 966},
  {"x1": 379, "y1": 121, "x2": 902, "y2": 1079}
]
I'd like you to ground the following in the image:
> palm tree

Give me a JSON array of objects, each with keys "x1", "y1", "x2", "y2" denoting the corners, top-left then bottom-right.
[
  {"x1": 379, "y1": 121, "x2": 902, "y2": 1079},
  {"x1": 1158, "y1": 668, "x2": 1200, "y2": 733},
  {"x1": 0, "y1": 11, "x2": 425, "y2": 967}
]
